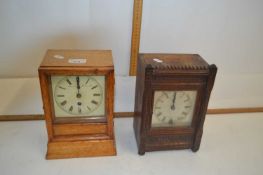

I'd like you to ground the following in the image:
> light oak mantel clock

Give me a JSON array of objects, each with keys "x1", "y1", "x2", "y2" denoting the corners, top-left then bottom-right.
[
  {"x1": 38, "y1": 50, "x2": 116, "y2": 159},
  {"x1": 133, "y1": 53, "x2": 217, "y2": 155}
]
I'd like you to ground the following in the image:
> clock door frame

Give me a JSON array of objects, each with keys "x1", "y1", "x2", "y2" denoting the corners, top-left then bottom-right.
[
  {"x1": 39, "y1": 66, "x2": 115, "y2": 141},
  {"x1": 50, "y1": 75, "x2": 107, "y2": 122},
  {"x1": 147, "y1": 82, "x2": 206, "y2": 135}
]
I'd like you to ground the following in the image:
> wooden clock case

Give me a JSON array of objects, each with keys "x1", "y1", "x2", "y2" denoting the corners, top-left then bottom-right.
[
  {"x1": 38, "y1": 50, "x2": 116, "y2": 159},
  {"x1": 133, "y1": 54, "x2": 217, "y2": 155}
]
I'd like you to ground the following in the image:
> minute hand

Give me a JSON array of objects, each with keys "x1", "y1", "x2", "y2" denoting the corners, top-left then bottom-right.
[
  {"x1": 76, "y1": 76, "x2": 80, "y2": 94},
  {"x1": 171, "y1": 92, "x2": 176, "y2": 110}
]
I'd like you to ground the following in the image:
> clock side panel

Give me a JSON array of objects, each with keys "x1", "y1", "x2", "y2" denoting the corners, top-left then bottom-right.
[
  {"x1": 38, "y1": 69, "x2": 55, "y2": 141},
  {"x1": 105, "y1": 70, "x2": 115, "y2": 139},
  {"x1": 192, "y1": 64, "x2": 217, "y2": 152},
  {"x1": 133, "y1": 55, "x2": 148, "y2": 153}
]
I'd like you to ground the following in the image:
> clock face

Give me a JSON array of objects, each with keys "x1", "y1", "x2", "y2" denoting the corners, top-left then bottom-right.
[
  {"x1": 51, "y1": 76, "x2": 105, "y2": 118},
  {"x1": 151, "y1": 90, "x2": 197, "y2": 127}
]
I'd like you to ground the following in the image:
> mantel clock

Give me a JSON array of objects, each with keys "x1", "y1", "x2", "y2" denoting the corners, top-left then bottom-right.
[
  {"x1": 133, "y1": 54, "x2": 217, "y2": 155},
  {"x1": 39, "y1": 50, "x2": 116, "y2": 159}
]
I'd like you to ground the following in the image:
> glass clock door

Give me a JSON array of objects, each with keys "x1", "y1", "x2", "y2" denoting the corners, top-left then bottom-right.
[
  {"x1": 51, "y1": 75, "x2": 105, "y2": 118},
  {"x1": 151, "y1": 90, "x2": 197, "y2": 127}
]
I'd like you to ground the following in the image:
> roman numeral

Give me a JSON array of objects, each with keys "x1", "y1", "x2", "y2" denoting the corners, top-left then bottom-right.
[
  {"x1": 91, "y1": 85, "x2": 98, "y2": 89},
  {"x1": 85, "y1": 79, "x2": 90, "y2": 84},
  {"x1": 60, "y1": 100, "x2": 67, "y2": 106},
  {"x1": 157, "y1": 112, "x2": 162, "y2": 117},
  {"x1": 161, "y1": 116, "x2": 166, "y2": 121},
  {"x1": 184, "y1": 96, "x2": 190, "y2": 102},
  {"x1": 87, "y1": 106, "x2": 91, "y2": 110},
  {"x1": 178, "y1": 116, "x2": 185, "y2": 120},
  {"x1": 158, "y1": 99, "x2": 164, "y2": 103},
  {"x1": 66, "y1": 79, "x2": 72, "y2": 85},
  {"x1": 59, "y1": 86, "x2": 66, "y2": 90},
  {"x1": 185, "y1": 106, "x2": 191, "y2": 108},
  {"x1": 93, "y1": 93, "x2": 101, "y2": 96},
  {"x1": 69, "y1": 106, "x2": 73, "y2": 112},
  {"x1": 57, "y1": 95, "x2": 64, "y2": 97},
  {"x1": 91, "y1": 100, "x2": 98, "y2": 105},
  {"x1": 78, "y1": 107, "x2": 81, "y2": 113},
  {"x1": 163, "y1": 92, "x2": 168, "y2": 98},
  {"x1": 182, "y1": 111, "x2": 188, "y2": 116},
  {"x1": 168, "y1": 119, "x2": 174, "y2": 125}
]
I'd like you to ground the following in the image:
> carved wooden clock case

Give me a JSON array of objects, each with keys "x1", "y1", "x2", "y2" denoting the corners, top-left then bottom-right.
[
  {"x1": 38, "y1": 50, "x2": 116, "y2": 159},
  {"x1": 133, "y1": 54, "x2": 217, "y2": 155}
]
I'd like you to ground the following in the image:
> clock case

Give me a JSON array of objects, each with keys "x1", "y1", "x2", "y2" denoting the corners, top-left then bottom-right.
[
  {"x1": 38, "y1": 50, "x2": 116, "y2": 159},
  {"x1": 133, "y1": 54, "x2": 217, "y2": 155}
]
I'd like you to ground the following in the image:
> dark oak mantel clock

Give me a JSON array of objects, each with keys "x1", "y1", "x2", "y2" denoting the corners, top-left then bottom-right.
[
  {"x1": 39, "y1": 50, "x2": 116, "y2": 159},
  {"x1": 133, "y1": 53, "x2": 217, "y2": 155}
]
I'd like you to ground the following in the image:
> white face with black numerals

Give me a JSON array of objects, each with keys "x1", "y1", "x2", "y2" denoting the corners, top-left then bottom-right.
[
  {"x1": 51, "y1": 76, "x2": 105, "y2": 118},
  {"x1": 151, "y1": 91, "x2": 197, "y2": 127}
]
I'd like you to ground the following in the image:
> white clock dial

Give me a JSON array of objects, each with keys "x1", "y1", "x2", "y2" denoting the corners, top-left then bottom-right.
[
  {"x1": 151, "y1": 91, "x2": 197, "y2": 127},
  {"x1": 51, "y1": 76, "x2": 105, "y2": 118}
]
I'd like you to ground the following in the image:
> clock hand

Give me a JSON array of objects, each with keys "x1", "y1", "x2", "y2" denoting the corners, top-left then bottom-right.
[
  {"x1": 76, "y1": 76, "x2": 81, "y2": 98},
  {"x1": 171, "y1": 92, "x2": 176, "y2": 110}
]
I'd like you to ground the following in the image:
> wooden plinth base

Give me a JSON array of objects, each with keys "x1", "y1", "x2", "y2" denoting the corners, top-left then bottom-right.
[{"x1": 46, "y1": 139, "x2": 116, "y2": 159}]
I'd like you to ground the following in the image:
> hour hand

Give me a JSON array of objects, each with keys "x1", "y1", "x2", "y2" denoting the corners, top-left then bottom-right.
[
  {"x1": 76, "y1": 76, "x2": 80, "y2": 90},
  {"x1": 170, "y1": 92, "x2": 176, "y2": 110},
  {"x1": 76, "y1": 76, "x2": 81, "y2": 98}
]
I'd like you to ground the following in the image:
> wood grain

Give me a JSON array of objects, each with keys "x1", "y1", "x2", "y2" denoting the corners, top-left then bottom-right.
[
  {"x1": 0, "y1": 114, "x2": 44, "y2": 121},
  {"x1": 207, "y1": 107, "x2": 263, "y2": 114},
  {"x1": 0, "y1": 108, "x2": 263, "y2": 121},
  {"x1": 46, "y1": 139, "x2": 116, "y2": 159},
  {"x1": 53, "y1": 123, "x2": 107, "y2": 136},
  {"x1": 129, "y1": 0, "x2": 143, "y2": 76},
  {"x1": 40, "y1": 49, "x2": 113, "y2": 67}
]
